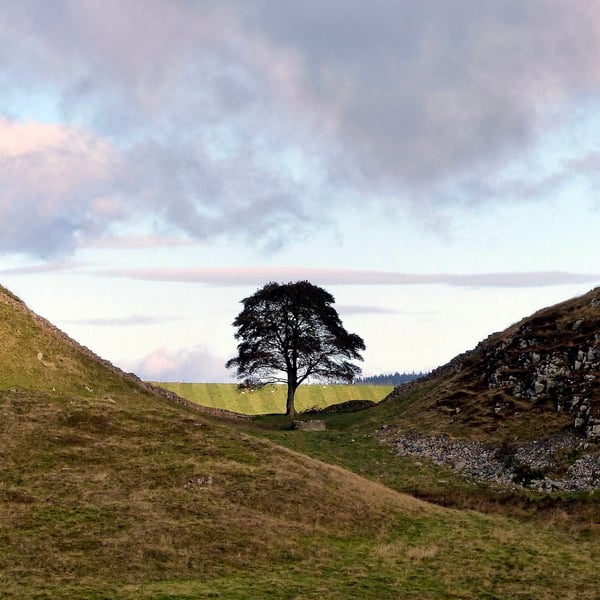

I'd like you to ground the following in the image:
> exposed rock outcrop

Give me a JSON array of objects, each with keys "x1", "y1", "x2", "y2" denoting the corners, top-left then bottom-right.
[{"x1": 384, "y1": 287, "x2": 600, "y2": 439}]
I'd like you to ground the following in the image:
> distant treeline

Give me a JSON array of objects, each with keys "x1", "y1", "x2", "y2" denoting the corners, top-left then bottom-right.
[{"x1": 354, "y1": 371, "x2": 427, "y2": 386}]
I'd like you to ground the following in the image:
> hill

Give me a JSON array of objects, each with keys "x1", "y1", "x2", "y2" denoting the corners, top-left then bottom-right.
[
  {"x1": 381, "y1": 286, "x2": 600, "y2": 439},
  {"x1": 0, "y1": 285, "x2": 142, "y2": 398},
  {"x1": 345, "y1": 287, "x2": 600, "y2": 495},
  {"x1": 1, "y1": 283, "x2": 599, "y2": 598},
  {"x1": 246, "y1": 289, "x2": 600, "y2": 519},
  {"x1": 0, "y1": 285, "x2": 419, "y2": 596}
]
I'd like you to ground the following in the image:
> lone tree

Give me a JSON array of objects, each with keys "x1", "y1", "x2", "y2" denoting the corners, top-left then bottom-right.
[{"x1": 226, "y1": 281, "x2": 366, "y2": 418}]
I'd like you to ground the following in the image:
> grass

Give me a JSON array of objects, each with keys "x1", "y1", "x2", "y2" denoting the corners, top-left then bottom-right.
[
  {"x1": 1, "y1": 286, "x2": 600, "y2": 598},
  {"x1": 0, "y1": 388, "x2": 415, "y2": 597},
  {"x1": 4, "y1": 448, "x2": 598, "y2": 600},
  {"x1": 155, "y1": 380, "x2": 600, "y2": 525},
  {"x1": 1, "y1": 381, "x2": 598, "y2": 598},
  {"x1": 156, "y1": 382, "x2": 392, "y2": 415},
  {"x1": 248, "y1": 388, "x2": 600, "y2": 527},
  {"x1": 0, "y1": 296, "x2": 140, "y2": 399}
]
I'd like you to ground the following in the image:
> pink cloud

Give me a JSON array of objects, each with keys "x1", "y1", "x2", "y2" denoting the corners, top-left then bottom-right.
[
  {"x1": 0, "y1": 118, "x2": 70, "y2": 156},
  {"x1": 99, "y1": 266, "x2": 600, "y2": 289},
  {"x1": 132, "y1": 346, "x2": 230, "y2": 383},
  {"x1": 0, "y1": 118, "x2": 124, "y2": 255}
]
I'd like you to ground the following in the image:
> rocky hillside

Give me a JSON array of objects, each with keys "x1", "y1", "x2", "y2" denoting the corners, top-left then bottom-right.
[{"x1": 385, "y1": 287, "x2": 600, "y2": 440}]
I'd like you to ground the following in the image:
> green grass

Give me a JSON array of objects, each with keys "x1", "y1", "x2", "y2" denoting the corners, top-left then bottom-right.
[
  {"x1": 248, "y1": 387, "x2": 600, "y2": 526},
  {"x1": 0, "y1": 382, "x2": 597, "y2": 598},
  {"x1": 1, "y1": 286, "x2": 600, "y2": 598},
  {"x1": 0, "y1": 295, "x2": 140, "y2": 399},
  {"x1": 0, "y1": 388, "x2": 419, "y2": 597},
  {"x1": 156, "y1": 382, "x2": 392, "y2": 415}
]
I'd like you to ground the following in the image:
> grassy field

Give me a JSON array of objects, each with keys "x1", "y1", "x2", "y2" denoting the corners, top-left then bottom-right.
[
  {"x1": 2, "y1": 387, "x2": 599, "y2": 599},
  {"x1": 156, "y1": 382, "x2": 393, "y2": 415}
]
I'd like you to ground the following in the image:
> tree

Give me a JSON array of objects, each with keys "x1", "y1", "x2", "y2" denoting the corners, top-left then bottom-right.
[{"x1": 226, "y1": 281, "x2": 366, "y2": 418}]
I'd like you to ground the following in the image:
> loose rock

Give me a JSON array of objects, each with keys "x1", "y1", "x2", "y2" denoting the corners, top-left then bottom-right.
[{"x1": 381, "y1": 429, "x2": 600, "y2": 492}]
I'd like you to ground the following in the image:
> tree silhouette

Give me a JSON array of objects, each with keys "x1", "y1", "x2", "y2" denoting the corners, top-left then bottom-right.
[{"x1": 226, "y1": 281, "x2": 365, "y2": 417}]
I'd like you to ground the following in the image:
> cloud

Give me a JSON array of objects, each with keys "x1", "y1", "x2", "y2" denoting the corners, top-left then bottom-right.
[
  {"x1": 0, "y1": 118, "x2": 124, "y2": 256},
  {"x1": 0, "y1": 261, "x2": 87, "y2": 275},
  {"x1": 337, "y1": 305, "x2": 399, "y2": 315},
  {"x1": 3, "y1": 2, "x2": 600, "y2": 256},
  {"x1": 238, "y1": 1, "x2": 600, "y2": 189},
  {"x1": 337, "y1": 305, "x2": 438, "y2": 317},
  {"x1": 131, "y1": 346, "x2": 231, "y2": 383},
  {"x1": 100, "y1": 266, "x2": 600, "y2": 289},
  {"x1": 78, "y1": 235, "x2": 201, "y2": 249},
  {"x1": 0, "y1": 2, "x2": 331, "y2": 255},
  {"x1": 63, "y1": 314, "x2": 182, "y2": 327}
]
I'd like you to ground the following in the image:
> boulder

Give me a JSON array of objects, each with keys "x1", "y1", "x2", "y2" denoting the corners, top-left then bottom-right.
[{"x1": 291, "y1": 419, "x2": 326, "y2": 431}]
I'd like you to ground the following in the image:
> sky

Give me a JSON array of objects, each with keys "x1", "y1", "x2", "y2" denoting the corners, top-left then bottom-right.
[{"x1": 1, "y1": 0, "x2": 600, "y2": 383}]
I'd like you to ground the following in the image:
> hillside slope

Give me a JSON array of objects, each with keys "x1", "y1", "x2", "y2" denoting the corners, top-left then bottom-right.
[
  {"x1": 384, "y1": 286, "x2": 600, "y2": 441},
  {"x1": 0, "y1": 285, "x2": 414, "y2": 593},
  {"x1": 0, "y1": 285, "x2": 230, "y2": 416},
  {"x1": 2, "y1": 284, "x2": 599, "y2": 598},
  {"x1": 0, "y1": 285, "x2": 141, "y2": 397}
]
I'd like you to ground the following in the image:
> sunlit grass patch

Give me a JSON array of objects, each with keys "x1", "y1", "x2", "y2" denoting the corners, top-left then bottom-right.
[{"x1": 156, "y1": 382, "x2": 393, "y2": 415}]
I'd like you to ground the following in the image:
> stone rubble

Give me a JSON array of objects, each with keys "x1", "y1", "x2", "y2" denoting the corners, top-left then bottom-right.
[{"x1": 382, "y1": 429, "x2": 600, "y2": 493}]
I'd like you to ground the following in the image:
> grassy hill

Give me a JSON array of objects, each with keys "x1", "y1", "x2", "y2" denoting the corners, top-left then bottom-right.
[
  {"x1": 0, "y1": 284, "x2": 599, "y2": 598},
  {"x1": 0, "y1": 286, "x2": 142, "y2": 398},
  {"x1": 156, "y1": 382, "x2": 392, "y2": 415}
]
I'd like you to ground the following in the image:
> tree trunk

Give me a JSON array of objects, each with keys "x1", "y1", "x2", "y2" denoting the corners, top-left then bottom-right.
[{"x1": 286, "y1": 383, "x2": 297, "y2": 418}]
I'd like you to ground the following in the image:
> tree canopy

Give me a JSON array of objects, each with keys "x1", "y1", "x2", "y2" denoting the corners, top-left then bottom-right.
[
  {"x1": 355, "y1": 371, "x2": 427, "y2": 386},
  {"x1": 226, "y1": 281, "x2": 366, "y2": 417}
]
